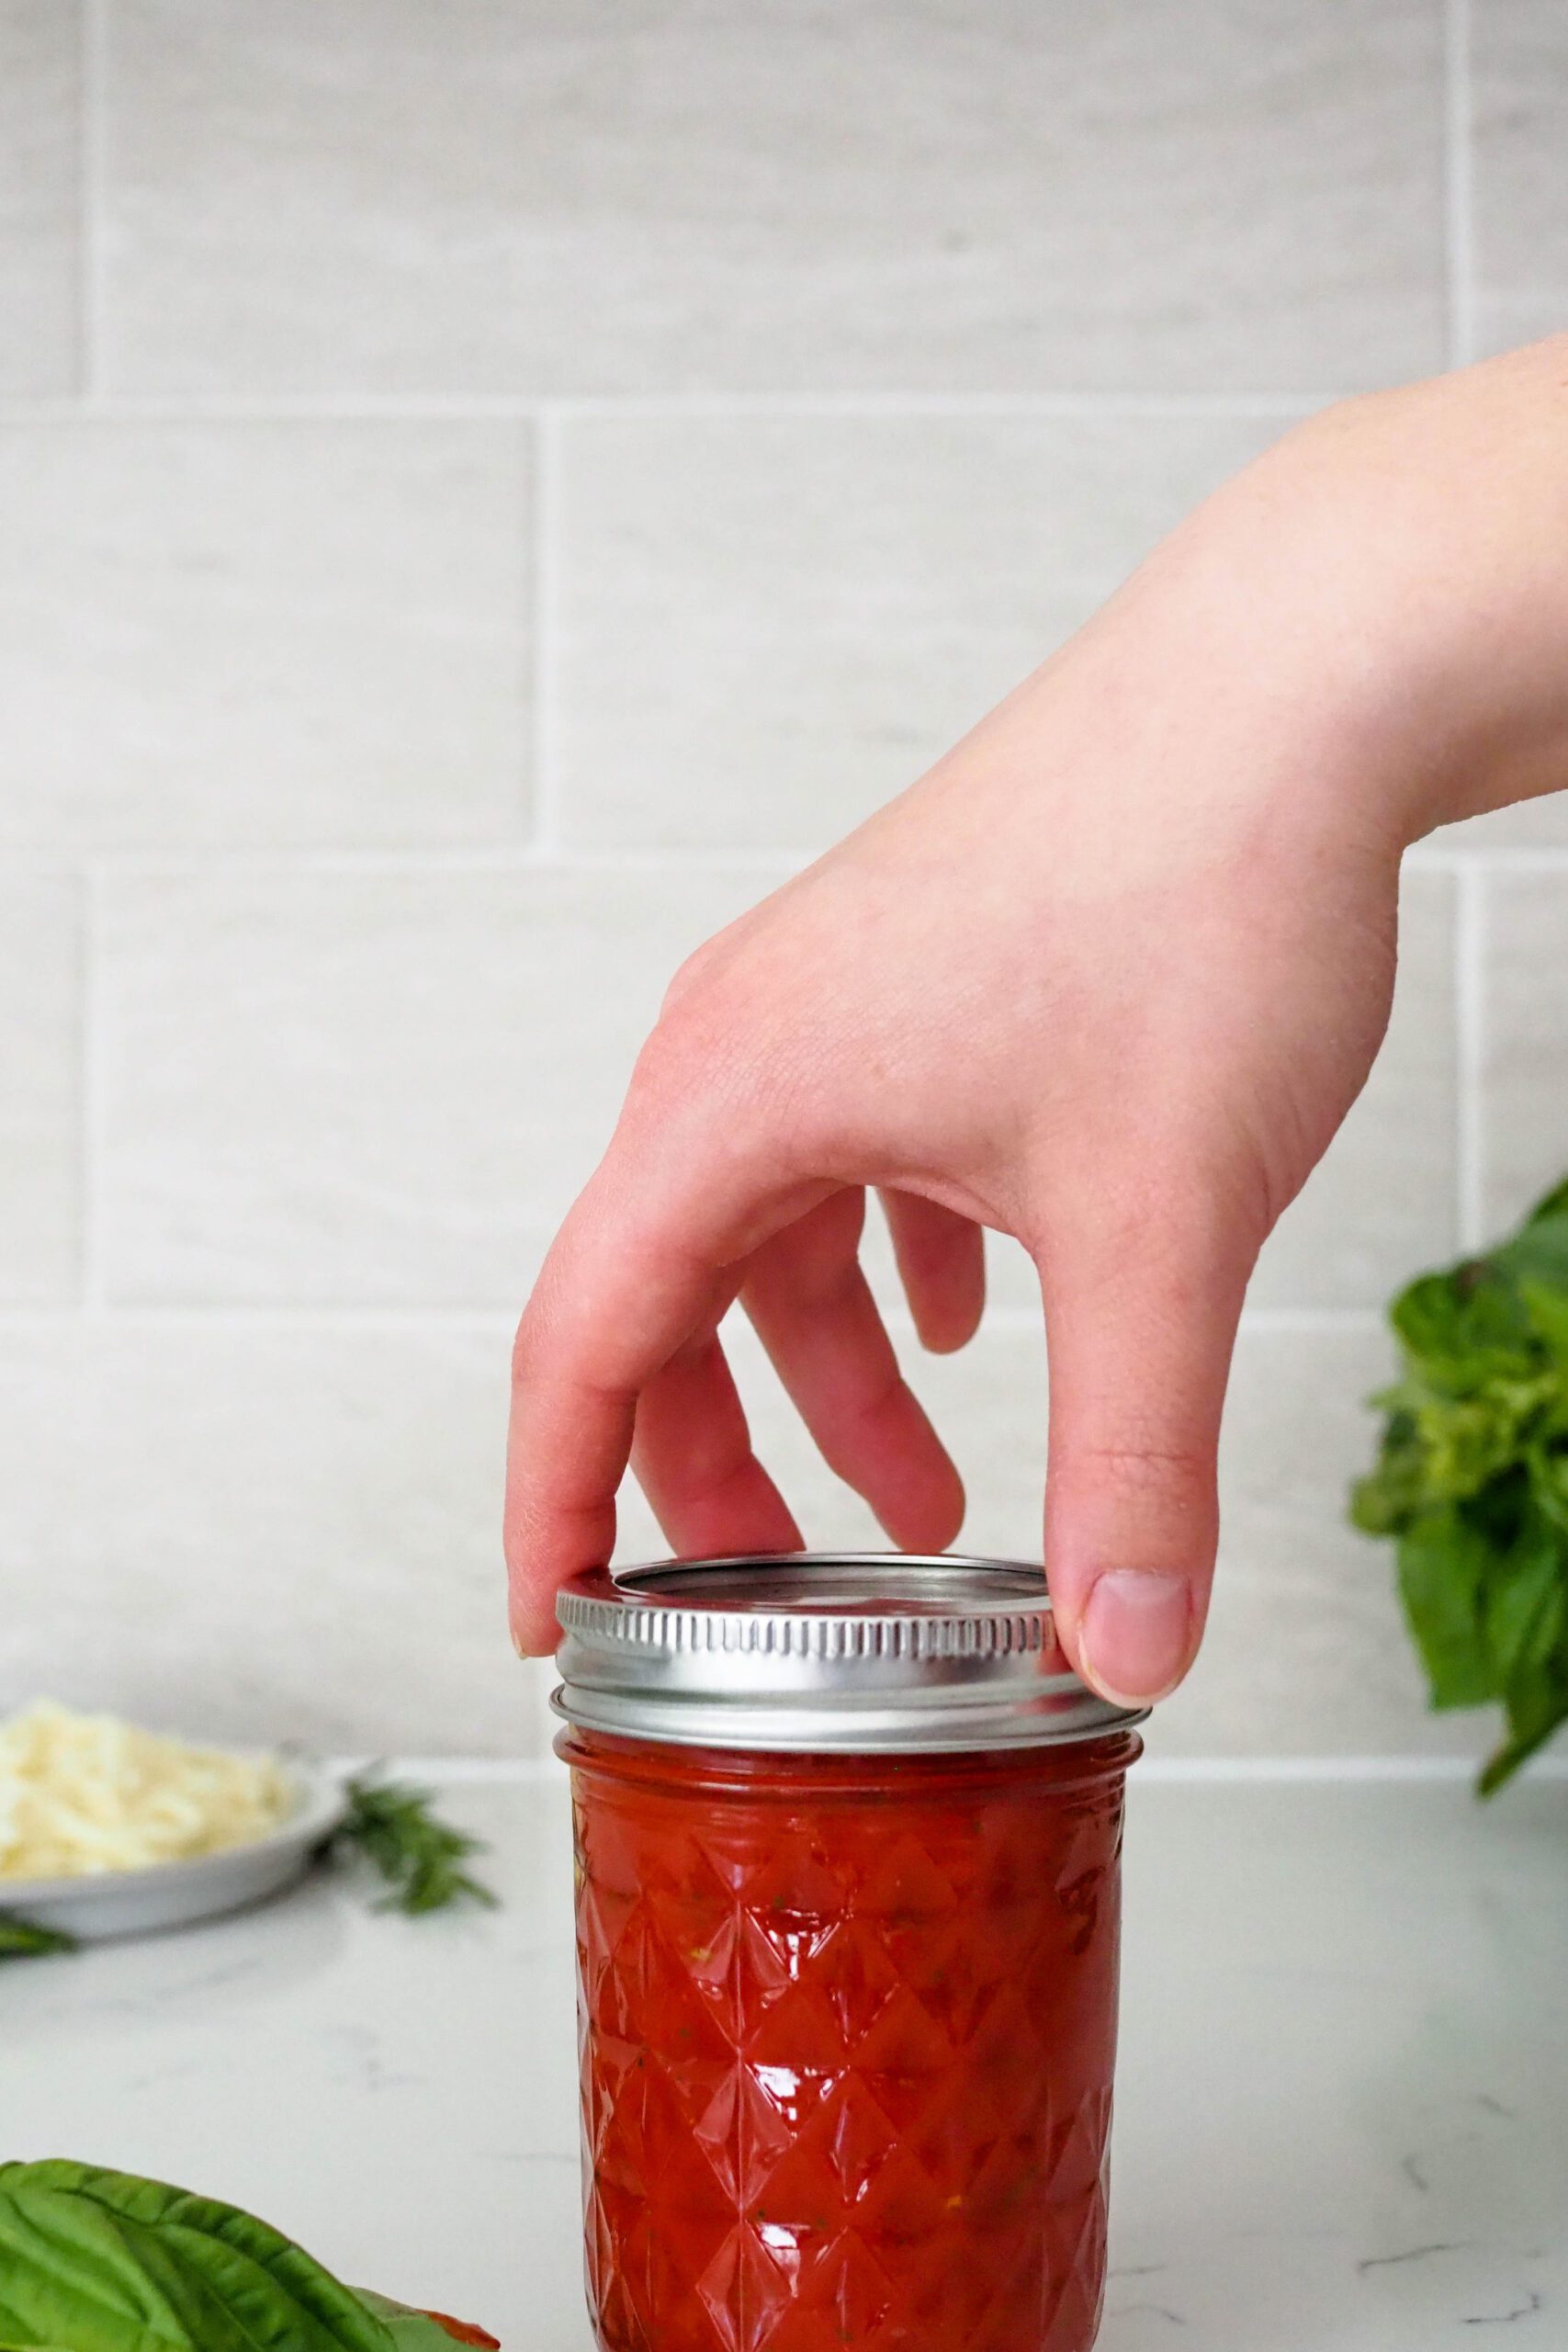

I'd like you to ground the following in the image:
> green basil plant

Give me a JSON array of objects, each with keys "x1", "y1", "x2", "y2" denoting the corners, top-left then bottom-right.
[{"x1": 1352, "y1": 1176, "x2": 1568, "y2": 1794}]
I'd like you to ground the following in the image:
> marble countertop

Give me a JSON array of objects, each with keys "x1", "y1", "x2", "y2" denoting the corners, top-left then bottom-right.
[{"x1": 5, "y1": 1767, "x2": 1565, "y2": 2349}]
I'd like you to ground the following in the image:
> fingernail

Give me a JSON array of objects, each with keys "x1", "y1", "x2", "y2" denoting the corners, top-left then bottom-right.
[{"x1": 1079, "y1": 1570, "x2": 1193, "y2": 1705}]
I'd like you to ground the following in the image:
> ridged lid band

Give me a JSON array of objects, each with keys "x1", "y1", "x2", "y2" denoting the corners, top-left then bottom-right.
[{"x1": 552, "y1": 1553, "x2": 1147, "y2": 1755}]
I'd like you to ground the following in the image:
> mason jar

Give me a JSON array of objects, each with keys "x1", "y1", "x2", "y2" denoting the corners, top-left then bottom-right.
[{"x1": 554, "y1": 1554, "x2": 1145, "y2": 2352}]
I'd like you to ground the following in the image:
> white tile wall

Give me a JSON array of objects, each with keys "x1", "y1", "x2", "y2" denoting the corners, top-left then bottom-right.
[
  {"x1": 1481, "y1": 872, "x2": 1568, "y2": 1233},
  {"x1": 98, "y1": 865, "x2": 774, "y2": 1304},
  {"x1": 0, "y1": 876, "x2": 82, "y2": 1302},
  {"x1": 0, "y1": 0, "x2": 80, "y2": 394},
  {"x1": 1447, "y1": 4, "x2": 1568, "y2": 848},
  {"x1": 101, "y1": 0, "x2": 1444, "y2": 396},
  {"x1": 1439, "y1": 0, "x2": 1568, "y2": 869},
  {"x1": 0, "y1": 0, "x2": 1562, "y2": 1758},
  {"x1": 1168, "y1": 1321, "x2": 1488, "y2": 1759},
  {"x1": 1433, "y1": 796, "x2": 1568, "y2": 852},
  {"x1": 0, "y1": 423, "x2": 534, "y2": 848},
  {"x1": 0, "y1": 1314, "x2": 518, "y2": 1753},
  {"x1": 1473, "y1": 0, "x2": 1568, "y2": 358},
  {"x1": 557, "y1": 413, "x2": 1289, "y2": 855}
]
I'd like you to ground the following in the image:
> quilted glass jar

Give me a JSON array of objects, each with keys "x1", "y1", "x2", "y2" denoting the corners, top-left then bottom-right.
[{"x1": 554, "y1": 1555, "x2": 1145, "y2": 2352}]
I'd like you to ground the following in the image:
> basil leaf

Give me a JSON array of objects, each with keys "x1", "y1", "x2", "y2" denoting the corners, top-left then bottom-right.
[
  {"x1": 1388, "y1": 1267, "x2": 1530, "y2": 1395},
  {"x1": 1484, "y1": 1507, "x2": 1568, "y2": 1795},
  {"x1": 1483, "y1": 1514, "x2": 1567, "y2": 1683},
  {"x1": 356, "y1": 2290, "x2": 499, "y2": 2346},
  {"x1": 1527, "y1": 1441, "x2": 1568, "y2": 1533},
  {"x1": 1416, "y1": 1388, "x2": 1544, "y2": 1503},
  {"x1": 1519, "y1": 1276, "x2": 1568, "y2": 1367},
  {"x1": 1525, "y1": 1176, "x2": 1568, "y2": 1228},
  {"x1": 1496, "y1": 1213, "x2": 1568, "y2": 1295},
  {"x1": 1349, "y1": 1407, "x2": 1427, "y2": 1535},
  {"x1": 332, "y1": 1778, "x2": 496, "y2": 1917},
  {"x1": 0, "y1": 1915, "x2": 76, "y2": 1962},
  {"x1": 1482, "y1": 1656, "x2": 1568, "y2": 1796},
  {"x1": 356, "y1": 2297, "x2": 454, "y2": 2347},
  {"x1": 1395, "y1": 1513, "x2": 1498, "y2": 1709},
  {"x1": 0, "y1": 2161, "x2": 396, "y2": 2352}
]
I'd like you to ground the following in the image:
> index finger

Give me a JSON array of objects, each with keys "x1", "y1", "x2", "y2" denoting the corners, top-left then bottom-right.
[{"x1": 504, "y1": 1125, "x2": 829, "y2": 1652}]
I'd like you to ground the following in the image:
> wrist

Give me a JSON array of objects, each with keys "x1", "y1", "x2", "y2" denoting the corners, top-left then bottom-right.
[{"x1": 1221, "y1": 347, "x2": 1568, "y2": 846}]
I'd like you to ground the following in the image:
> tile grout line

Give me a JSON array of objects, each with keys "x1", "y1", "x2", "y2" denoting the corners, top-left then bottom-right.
[
  {"x1": 1133, "y1": 1754, "x2": 1568, "y2": 1784},
  {"x1": 19, "y1": 844, "x2": 808, "y2": 878},
  {"x1": 919, "y1": 1304, "x2": 1383, "y2": 1338},
  {"x1": 1443, "y1": 0, "x2": 1477, "y2": 368},
  {"x1": 0, "y1": 1300, "x2": 1384, "y2": 1334},
  {"x1": 18, "y1": 842, "x2": 1568, "y2": 881},
  {"x1": 1406, "y1": 843, "x2": 1568, "y2": 874},
  {"x1": 76, "y1": 0, "x2": 107, "y2": 399},
  {"x1": 0, "y1": 1305, "x2": 520, "y2": 1332},
  {"x1": 528, "y1": 406, "x2": 564, "y2": 854},
  {"x1": 326, "y1": 1755, "x2": 563, "y2": 1785},
  {"x1": 0, "y1": 390, "x2": 1337, "y2": 428},
  {"x1": 1455, "y1": 860, "x2": 1487, "y2": 1250}
]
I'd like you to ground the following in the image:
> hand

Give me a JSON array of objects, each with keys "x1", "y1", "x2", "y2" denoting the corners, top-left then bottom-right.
[{"x1": 506, "y1": 341, "x2": 1568, "y2": 1702}]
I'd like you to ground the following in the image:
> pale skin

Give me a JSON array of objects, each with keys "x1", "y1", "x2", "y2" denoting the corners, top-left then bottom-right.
[{"x1": 506, "y1": 336, "x2": 1568, "y2": 1705}]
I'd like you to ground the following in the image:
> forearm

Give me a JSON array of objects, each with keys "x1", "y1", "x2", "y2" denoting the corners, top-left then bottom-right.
[{"x1": 1181, "y1": 336, "x2": 1568, "y2": 841}]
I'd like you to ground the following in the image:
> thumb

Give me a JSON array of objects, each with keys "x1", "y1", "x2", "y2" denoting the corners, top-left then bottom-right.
[{"x1": 1039, "y1": 1202, "x2": 1252, "y2": 1708}]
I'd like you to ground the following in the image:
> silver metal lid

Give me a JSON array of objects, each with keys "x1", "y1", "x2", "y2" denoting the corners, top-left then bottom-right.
[{"x1": 552, "y1": 1552, "x2": 1146, "y2": 1754}]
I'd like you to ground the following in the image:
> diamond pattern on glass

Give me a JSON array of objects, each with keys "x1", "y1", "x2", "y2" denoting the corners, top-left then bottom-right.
[{"x1": 574, "y1": 1760, "x2": 1124, "y2": 2352}]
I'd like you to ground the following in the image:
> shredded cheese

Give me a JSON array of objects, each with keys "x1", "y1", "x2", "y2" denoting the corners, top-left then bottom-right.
[{"x1": 0, "y1": 1700, "x2": 291, "y2": 1882}]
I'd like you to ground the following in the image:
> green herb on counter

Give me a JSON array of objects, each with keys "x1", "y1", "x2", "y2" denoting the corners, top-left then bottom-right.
[
  {"x1": 331, "y1": 1775, "x2": 498, "y2": 1917},
  {"x1": 1352, "y1": 1174, "x2": 1568, "y2": 1794},
  {"x1": 0, "y1": 2159, "x2": 500, "y2": 2349},
  {"x1": 0, "y1": 1913, "x2": 77, "y2": 1962}
]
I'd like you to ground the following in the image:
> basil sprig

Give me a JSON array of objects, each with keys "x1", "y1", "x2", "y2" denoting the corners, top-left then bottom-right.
[
  {"x1": 333, "y1": 1776, "x2": 496, "y2": 1917},
  {"x1": 1352, "y1": 1175, "x2": 1568, "y2": 1792},
  {"x1": 0, "y1": 2161, "x2": 495, "y2": 2350},
  {"x1": 0, "y1": 1916, "x2": 77, "y2": 1963}
]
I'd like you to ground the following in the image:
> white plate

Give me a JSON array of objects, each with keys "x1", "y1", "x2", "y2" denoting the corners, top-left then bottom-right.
[{"x1": 0, "y1": 1761, "x2": 348, "y2": 1944}]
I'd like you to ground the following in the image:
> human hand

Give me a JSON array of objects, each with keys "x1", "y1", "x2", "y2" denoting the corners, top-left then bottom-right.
[{"x1": 506, "y1": 342, "x2": 1568, "y2": 1702}]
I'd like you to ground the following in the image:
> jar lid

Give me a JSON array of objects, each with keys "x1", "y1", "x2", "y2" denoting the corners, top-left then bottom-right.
[{"x1": 552, "y1": 1552, "x2": 1146, "y2": 1754}]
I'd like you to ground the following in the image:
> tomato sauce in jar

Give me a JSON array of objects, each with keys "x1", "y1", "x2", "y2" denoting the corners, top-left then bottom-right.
[{"x1": 554, "y1": 1555, "x2": 1144, "y2": 2352}]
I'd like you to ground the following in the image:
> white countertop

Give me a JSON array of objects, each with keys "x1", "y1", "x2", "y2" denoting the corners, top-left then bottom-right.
[{"x1": 5, "y1": 1768, "x2": 1566, "y2": 2349}]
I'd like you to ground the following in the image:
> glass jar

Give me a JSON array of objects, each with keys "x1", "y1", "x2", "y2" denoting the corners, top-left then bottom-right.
[{"x1": 554, "y1": 1554, "x2": 1145, "y2": 2352}]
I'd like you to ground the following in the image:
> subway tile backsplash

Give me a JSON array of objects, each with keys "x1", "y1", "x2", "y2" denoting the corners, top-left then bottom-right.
[
  {"x1": 0, "y1": 0, "x2": 81, "y2": 395},
  {"x1": 0, "y1": 422, "x2": 534, "y2": 848},
  {"x1": 555, "y1": 412, "x2": 1287, "y2": 855},
  {"x1": 102, "y1": 0, "x2": 1444, "y2": 397},
  {"x1": 97, "y1": 864, "x2": 776, "y2": 1305},
  {"x1": 0, "y1": 0, "x2": 1560, "y2": 1756},
  {"x1": 0, "y1": 875, "x2": 82, "y2": 1303},
  {"x1": 1482, "y1": 872, "x2": 1568, "y2": 1235},
  {"x1": 1472, "y1": 0, "x2": 1568, "y2": 358},
  {"x1": 0, "y1": 1313, "x2": 519, "y2": 1753}
]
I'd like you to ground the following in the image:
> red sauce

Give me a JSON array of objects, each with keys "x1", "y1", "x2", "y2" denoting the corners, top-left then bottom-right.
[{"x1": 564, "y1": 1728, "x2": 1137, "y2": 2352}]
